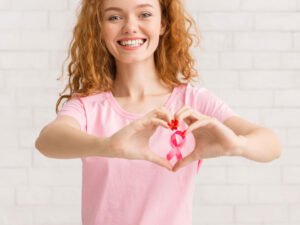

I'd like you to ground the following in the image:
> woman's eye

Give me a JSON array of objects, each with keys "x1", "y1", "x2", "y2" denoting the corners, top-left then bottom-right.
[
  {"x1": 141, "y1": 13, "x2": 151, "y2": 18},
  {"x1": 108, "y1": 16, "x2": 121, "y2": 21}
]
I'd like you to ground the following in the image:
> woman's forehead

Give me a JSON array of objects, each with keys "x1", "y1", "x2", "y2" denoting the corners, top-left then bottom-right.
[{"x1": 102, "y1": 0, "x2": 160, "y2": 9}]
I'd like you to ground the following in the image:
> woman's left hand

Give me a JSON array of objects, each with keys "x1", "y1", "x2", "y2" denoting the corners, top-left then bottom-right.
[{"x1": 172, "y1": 105, "x2": 241, "y2": 172}]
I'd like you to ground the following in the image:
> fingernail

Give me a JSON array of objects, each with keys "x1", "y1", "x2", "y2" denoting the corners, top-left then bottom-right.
[{"x1": 174, "y1": 120, "x2": 178, "y2": 125}]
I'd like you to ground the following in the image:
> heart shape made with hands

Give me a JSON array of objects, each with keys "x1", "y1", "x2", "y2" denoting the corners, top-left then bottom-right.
[{"x1": 165, "y1": 119, "x2": 202, "y2": 172}]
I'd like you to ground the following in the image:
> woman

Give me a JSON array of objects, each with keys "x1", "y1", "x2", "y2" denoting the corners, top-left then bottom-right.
[{"x1": 36, "y1": 0, "x2": 282, "y2": 224}]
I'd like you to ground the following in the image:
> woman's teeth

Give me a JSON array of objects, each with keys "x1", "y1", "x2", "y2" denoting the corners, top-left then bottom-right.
[{"x1": 119, "y1": 39, "x2": 146, "y2": 47}]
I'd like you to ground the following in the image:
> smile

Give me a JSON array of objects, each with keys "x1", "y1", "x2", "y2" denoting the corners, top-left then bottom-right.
[{"x1": 117, "y1": 39, "x2": 147, "y2": 50}]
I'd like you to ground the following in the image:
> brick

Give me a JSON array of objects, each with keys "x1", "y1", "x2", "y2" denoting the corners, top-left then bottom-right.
[
  {"x1": 33, "y1": 206, "x2": 81, "y2": 224},
  {"x1": 193, "y1": 52, "x2": 219, "y2": 69},
  {"x1": 240, "y1": 71, "x2": 295, "y2": 88},
  {"x1": 4, "y1": 70, "x2": 58, "y2": 89},
  {"x1": 219, "y1": 89, "x2": 273, "y2": 107},
  {"x1": 11, "y1": 0, "x2": 68, "y2": 10},
  {"x1": 241, "y1": 0, "x2": 297, "y2": 11},
  {"x1": 20, "y1": 31, "x2": 72, "y2": 51},
  {"x1": 274, "y1": 89, "x2": 300, "y2": 107},
  {"x1": 22, "y1": 12, "x2": 48, "y2": 30},
  {"x1": 15, "y1": 87, "x2": 58, "y2": 107},
  {"x1": 278, "y1": 147, "x2": 300, "y2": 166},
  {"x1": 249, "y1": 185, "x2": 300, "y2": 203},
  {"x1": 0, "y1": 31, "x2": 21, "y2": 50},
  {"x1": 0, "y1": 207, "x2": 33, "y2": 225},
  {"x1": 197, "y1": 13, "x2": 253, "y2": 31},
  {"x1": 52, "y1": 187, "x2": 81, "y2": 205},
  {"x1": 194, "y1": 184, "x2": 248, "y2": 204},
  {"x1": 227, "y1": 166, "x2": 281, "y2": 184},
  {"x1": 261, "y1": 108, "x2": 300, "y2": 127},
  {"x1": 287, "y1": 129, "x2": 300, "y2": 146},
  {"x1": 294, "y1": 33, "x2": 300, "y2": 50},
  {"x1": 195, "y1": 166, "x2": 226, "y2": 184},
  {"x1": 0, "y1": 106, "x2": 32, "y2": 129},
  {"x1": 0, "y1": 169, "x2": 27, "y2": 186},
  {"x1": 282, "y1": 166, "x2": 300, "y2": 184},
  {"x1": 186, "y1": 0, "x2": 240, "y2": 11},
  {"x1": 0, "y1": 12, "x2": 21, "y2": 30},
  {"x1": 28, "y1": 168, "x2": 81, "y2": 186},
  {"x1": 282, "y1": 53, "x2": 300, "y2": 69},
  {"x1": 0, "y1": 187, "x2": 14, "y2": 206},
  {"x1": 192, "y1": 205, "x2": 234, "y2": 223},
  {"x1": 220, "y1": 52, "x2": 253, "y2": 69},
  {"x1": 253, "y1": 52, "x2": 281, "y2": 69},
  {"x1": 200, "y1": 70, "x2": 238, "y2": 88},
  {"x1": 235, "y1": 32, "x2": 292, "y2": 51},
  {"x1": 16, "y1": 186, "x2": 52, "y2": 205},
  {"x1": 49, "y1": 51, "x2": 70, "y2": 70},
  {"x1": 255, "y1": 13, "x2": 300, "y2": 31},
  {"x1": 0, "y1": 129, "x2": 18, "y2": 147},
  {"x1": 197, "y1": 32, "x2": 233, "y2": 51},
  {"x1": 0, "y1": 87, "x2": 17, "y2": 107},
  {"x1": 49, "y1": 11, "x2": 75, "y2": 31},
  {"x1": 0, "y1": 51, "x2": 48, "y2": 69},
  {"x1": 0, "y1": 150, "x2": 31, "y2": 167},
  {"x1": 236, "y1": 204, "x2": 288, "y2": 223},
  {"x1": 290, "y1": 204, "x2": 300, "y2": 222},
  {"x1": 0, "y1": 0, "x2": 10, "y2": 10}
]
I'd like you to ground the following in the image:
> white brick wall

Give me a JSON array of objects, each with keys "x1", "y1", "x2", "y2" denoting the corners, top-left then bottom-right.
[{"x1": 0, "y1": 0, "x2": 298, "y2": 224}]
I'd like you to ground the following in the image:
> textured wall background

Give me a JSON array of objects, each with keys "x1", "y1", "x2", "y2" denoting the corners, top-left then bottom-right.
[{"x1": 0, "y1": 0, "x2": 299, "y2": 224}]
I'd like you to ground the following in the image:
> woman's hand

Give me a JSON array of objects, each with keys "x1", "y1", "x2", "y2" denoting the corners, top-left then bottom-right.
[
  {"x1": 108, "y1": 107, "x2": 174, "y2": 171},
  {"x1": 172, "y1": 105, "x2": 241, "y2": 172}
]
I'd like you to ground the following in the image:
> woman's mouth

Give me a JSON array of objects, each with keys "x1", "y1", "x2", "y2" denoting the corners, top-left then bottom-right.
[{"x1": 117, "y1": 39, "x2": 147, "y2": 50}]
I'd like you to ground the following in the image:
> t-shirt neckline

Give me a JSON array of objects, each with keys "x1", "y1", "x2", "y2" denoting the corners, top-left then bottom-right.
[{"x1": 106, "y1": 85, "x2": 182, "y2": 120}]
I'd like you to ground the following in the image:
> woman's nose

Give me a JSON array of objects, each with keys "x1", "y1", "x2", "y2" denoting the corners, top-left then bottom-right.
[{"x1": 123, "y1": 16, "x2": 138, "y2": 34}]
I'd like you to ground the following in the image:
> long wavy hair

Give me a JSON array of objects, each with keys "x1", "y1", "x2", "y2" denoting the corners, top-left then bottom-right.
[{"x1": 55, "y1": 0, "x2": 202, "y2": 114}]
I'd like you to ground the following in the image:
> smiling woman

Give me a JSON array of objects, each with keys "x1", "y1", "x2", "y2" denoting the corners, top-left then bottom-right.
[
  {"x1": 33, "y1": 0, "x2": 282, "y2": 224},
  {"x1": 55, "y1": 0, "x2": 201, "y2": 111},
  {"x1": 101, "y1": 1, "x2": 164, "y2": 60}
]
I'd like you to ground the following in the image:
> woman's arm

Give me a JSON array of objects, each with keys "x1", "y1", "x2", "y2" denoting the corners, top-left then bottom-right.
[
  {"x1": 35, "y1": 119, "x2": 114, "y2": 159},
  {"x1": 224, "y1": 116, "x2": 282, "y2": 162}
]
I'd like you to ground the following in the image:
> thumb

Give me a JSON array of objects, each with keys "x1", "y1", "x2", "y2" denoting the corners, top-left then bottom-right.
[
  {"x1": 172, "y1": 151, "x2": 197, "y2": 172},
  {"x1": 145, "y1": 151, "x2": 173, "y2": 171}
]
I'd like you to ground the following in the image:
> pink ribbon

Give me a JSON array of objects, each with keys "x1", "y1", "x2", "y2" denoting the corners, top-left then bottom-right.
[{"x1": 166, "y1": 130, "x2": 186, "y2": 161}]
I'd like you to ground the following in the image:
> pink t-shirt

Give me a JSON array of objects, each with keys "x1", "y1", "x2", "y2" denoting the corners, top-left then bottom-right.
[{"x1": 57, "y1": 83, "x2": 238, "y2": 225}]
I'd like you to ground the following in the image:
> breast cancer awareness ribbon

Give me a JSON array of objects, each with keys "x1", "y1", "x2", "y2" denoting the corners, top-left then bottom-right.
[{"x1": 166, "y1": 130, "x2": 186, "y2": 161}]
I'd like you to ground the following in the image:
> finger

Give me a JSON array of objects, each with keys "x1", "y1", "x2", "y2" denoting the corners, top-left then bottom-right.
[
  {"x1": 172, "y1": 151, "x2": 198, "y2": 172},
  {"x1": 148, "y1": 118, "x2": 170, "y2": 129},
  {"x1": 174, "y1": 105, "x2": 190, "y2": 119},
  {"x1": 145, "y1": 151, "x2": 173, "y2": 171},
  {"x1": 153, "y1": 107, "x2": 174, "y2": 125},
  {"x1": 176, "y1": 108, "x2": 199, "y2": 126},
  {"x1": 184, "y1": 118, "x2": 213, "y2": 135}
]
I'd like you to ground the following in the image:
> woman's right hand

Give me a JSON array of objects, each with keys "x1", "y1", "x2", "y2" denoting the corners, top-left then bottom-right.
[{"x1": 108, "y1": 107, "x2": 174, "y2": 171}]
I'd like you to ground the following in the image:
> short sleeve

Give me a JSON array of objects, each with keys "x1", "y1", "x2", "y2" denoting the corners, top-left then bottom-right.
[
  {"x1": 195, "y1": 88, "x2": 239, "y2": 123},
  {"x1": 57, "y1": 96, "x2": 87, "y2": 132}
]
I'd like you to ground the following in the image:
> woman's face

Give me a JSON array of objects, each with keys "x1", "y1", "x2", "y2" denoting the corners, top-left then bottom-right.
[{"x1": 101, "y1": 0, "x2": 166, "y2": 64}]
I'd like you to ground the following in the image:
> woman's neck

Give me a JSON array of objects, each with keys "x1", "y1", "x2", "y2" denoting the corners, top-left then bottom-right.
[{"x1": 112, "y1": 58, "x2": 171, "y2": 99}]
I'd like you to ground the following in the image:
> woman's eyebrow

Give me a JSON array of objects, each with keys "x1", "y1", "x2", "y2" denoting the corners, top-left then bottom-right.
[{"x1": 104, "y1": 3, "x2": 153, "y2": 12}]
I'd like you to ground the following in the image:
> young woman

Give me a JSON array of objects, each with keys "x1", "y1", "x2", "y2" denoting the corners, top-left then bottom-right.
[{"x1": 36, "y1": 0, "x2": 282, "y2": 224}]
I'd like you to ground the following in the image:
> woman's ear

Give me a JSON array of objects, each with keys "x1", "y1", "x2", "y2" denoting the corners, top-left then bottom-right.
[{"x1": 160, "y1": 17, "x2": 167, "y2": 36}]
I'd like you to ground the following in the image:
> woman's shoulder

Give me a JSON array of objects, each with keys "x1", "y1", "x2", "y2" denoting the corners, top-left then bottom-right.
[
  {"x1": 185, "y1": 82, "x2": 208, "y2": 95},
  {"x1": 71, "y1": 90, "x2": 108, "y2": 104}
]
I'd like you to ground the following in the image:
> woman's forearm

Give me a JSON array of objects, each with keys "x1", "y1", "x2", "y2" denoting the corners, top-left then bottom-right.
[{"x1": 231, "y1": 128, "x2": 282, "y2": 162}]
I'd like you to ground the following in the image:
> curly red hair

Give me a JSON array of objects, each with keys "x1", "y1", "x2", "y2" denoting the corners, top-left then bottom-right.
[{"x1": 55, "y1": 0, "x2": 202, "y2": 114}]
